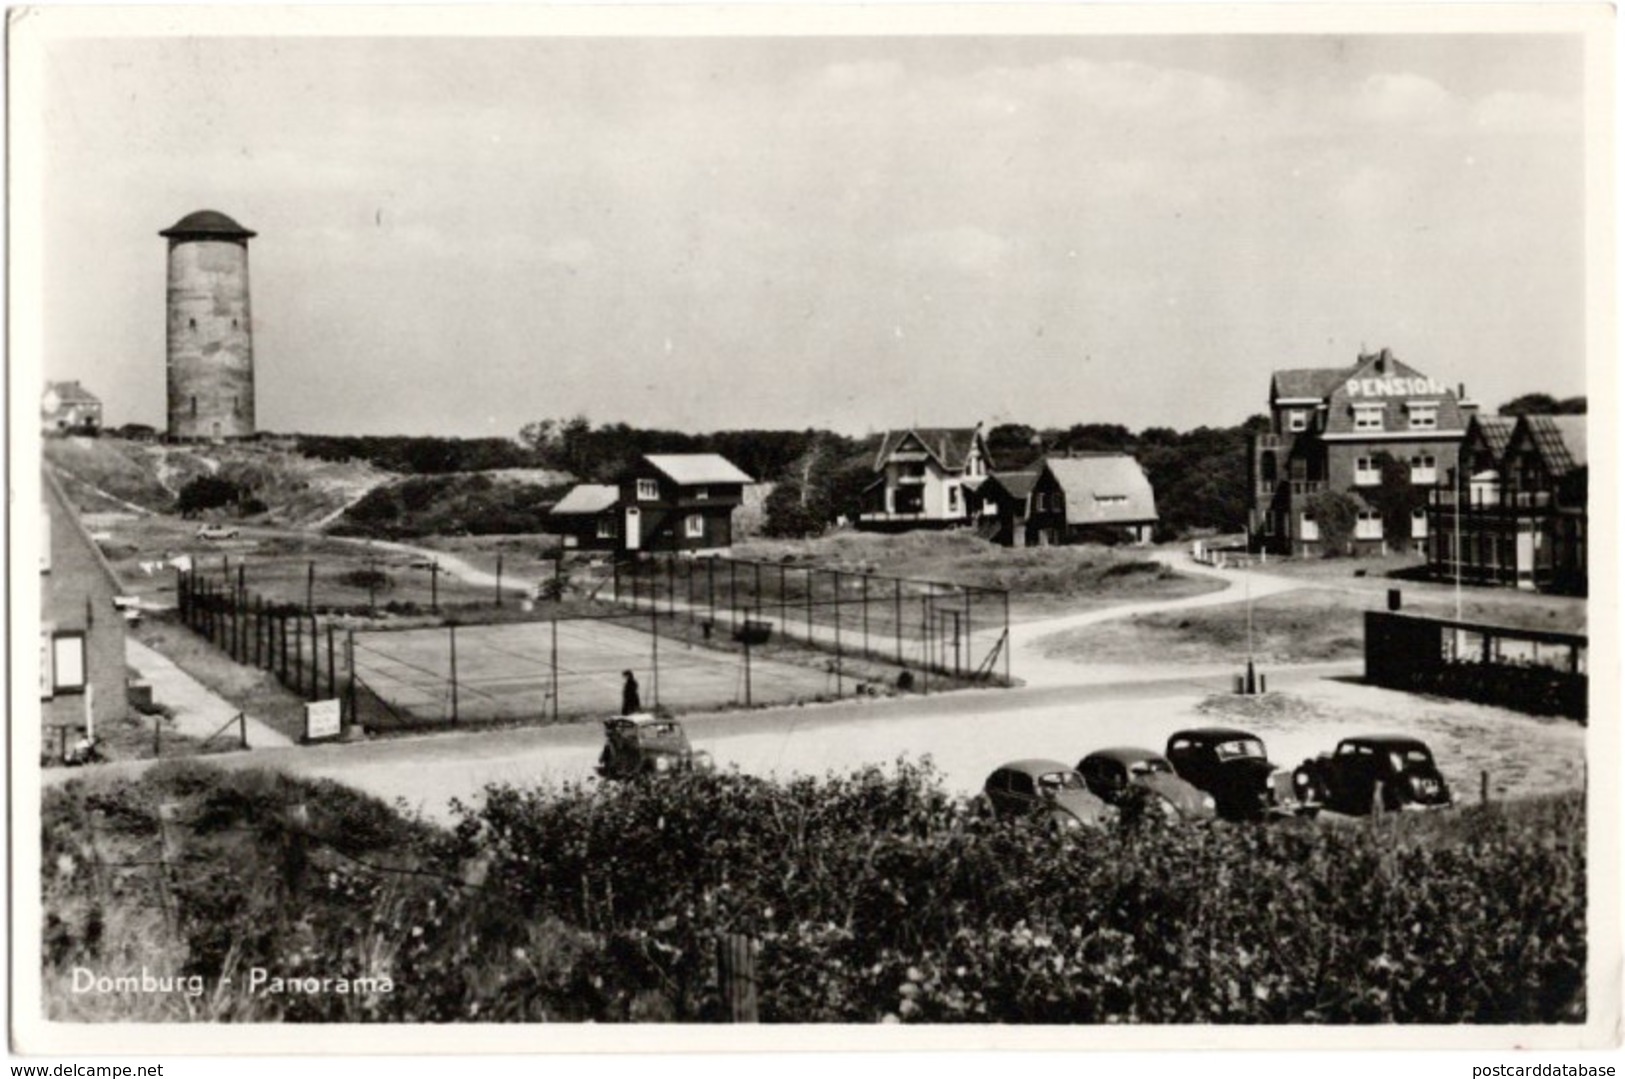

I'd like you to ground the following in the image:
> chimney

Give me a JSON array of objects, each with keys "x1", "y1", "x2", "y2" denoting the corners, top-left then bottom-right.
[{"x1": 1458, "y1": 381, "x2": 1479, "y2": 420}]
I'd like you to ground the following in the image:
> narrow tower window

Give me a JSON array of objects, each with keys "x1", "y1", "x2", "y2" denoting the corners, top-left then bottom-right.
[{"x1": 190, "y1": 396, "x2": 197, "y2": 416}]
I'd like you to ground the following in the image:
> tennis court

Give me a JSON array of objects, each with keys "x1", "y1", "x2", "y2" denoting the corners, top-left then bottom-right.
[{"x1": 350, "y1": 614, "x2": 842, "y2": 727}]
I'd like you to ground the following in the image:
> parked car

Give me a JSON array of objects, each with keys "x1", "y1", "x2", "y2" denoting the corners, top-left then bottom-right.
[
  {"x1": 983, "y1": 759, "x2": 1116, "y2": 830},
  {"x1": 1164, "y1": 727, "x2": 1319, "y2": 821},
  {"x1": 196, "y1": 523, "x2": 239, "y2": 540},
  {"x1": 595, "y1": 714, "x2": 713, "y2": 781},
  {"x1": 1078, "y1": 747, "x2": 1217, "y2": 823},
  {"x1": 1297, "y1": 735, "x2": 1453, "y2": 815}
]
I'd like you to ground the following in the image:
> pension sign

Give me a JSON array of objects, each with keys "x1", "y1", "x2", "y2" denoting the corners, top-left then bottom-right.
[{"x1": 1347, "y1": 376, "x2": 1449, "y2": 398}]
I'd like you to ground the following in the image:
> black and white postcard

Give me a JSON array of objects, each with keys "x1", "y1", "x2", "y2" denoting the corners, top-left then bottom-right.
[{"x1": 8, "y1": 2, "x2": 1619, "y2": 1062}]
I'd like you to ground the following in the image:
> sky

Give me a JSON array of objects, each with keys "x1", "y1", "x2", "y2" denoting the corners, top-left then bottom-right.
[{"x1": 30, "y1": 28, "x2": 1591, "y2": 438}]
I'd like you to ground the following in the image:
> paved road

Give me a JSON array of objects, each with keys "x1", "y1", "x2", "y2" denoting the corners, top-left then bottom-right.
[{"x1": 52, "y1": 550, "x2": 1370, "y2": 820}]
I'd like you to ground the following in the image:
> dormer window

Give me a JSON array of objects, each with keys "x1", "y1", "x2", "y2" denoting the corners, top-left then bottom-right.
[
  {"x1": 1286, "y1": 410, "x2": 1308, "y2": 432},
  {"x1": 1353, "y1": 404, "x2": 1385, "y2": 432},
  {"x1": 1407, "y1": 403, "x2": 1438, "y2": 430},
  {"x1": 636, "y1": 479, "x2": 658, "y2": 501}
]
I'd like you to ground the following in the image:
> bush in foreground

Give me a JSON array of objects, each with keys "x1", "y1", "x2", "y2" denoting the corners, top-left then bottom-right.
[{"x1": 42, "y1": 761, "x2": 1584, "y2": 1023}]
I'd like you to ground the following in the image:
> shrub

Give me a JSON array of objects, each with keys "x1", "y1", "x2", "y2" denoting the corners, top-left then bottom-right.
[{"x1": 41, "y1": 762, "x2": 1585, "y2": 1024}]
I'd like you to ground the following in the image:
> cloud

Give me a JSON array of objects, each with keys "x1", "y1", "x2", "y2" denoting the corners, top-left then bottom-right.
[
  {"x1": 1350, "y1": 72, "x2": 1459, "y2": 125},
  {"x1": 1470, "y1": 90, "x2": 1580, "y2": 135},
  {"x1": 815, "y1": 59, "x2": 905, "y2": 92},
  {"x1": 893, "y1": 226, "x2": 1014, "y2": 274}
]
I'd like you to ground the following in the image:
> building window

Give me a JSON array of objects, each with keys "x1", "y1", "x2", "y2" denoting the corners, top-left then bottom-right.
[
  {"x1": 190, "y1": 396, "x2": 198, "y2": 417},
  {"x1": 596, "y1": 517, "x2": 617, "y2": 539},
  {"x1": 1408, "y1": 404, "x2": 1438, "y2": 430},
  {"x1": 636, "y1": 479, "x2": 658, "y2": 501},
  {"x1": 1287, "y1": 410, "x2": 1308, "y2": 432},
  {"x1": 1094, "y1": 495, "x2": 1127, "y2": 505},
  {"x1": 1411, "y1": 507, "x2": 1428, "y2": 539},
  {"x1": 948, "y1": 485, "x2": 960, "y2": 512},
  {"x1": 1410, "y1": 454, "x2": 1437, "y2": 485},
  {"x1": 1354, "y1": 457, "x2": 1380, "y2": 486},
  {"x1": 1300, "y1": 513, "x2": 1320, "y2": 542},
  {"x1": 50, "y1": 632, "x2": 86, "y2": 695},
  {"x1": 1353, "y1": 405, "x2": 1385, "y2": 432},
  {"x1": 685, "y1": 514, "x2": 704, "y2": 539},
  {"x1": 1356, "y1": 511, "x2": 1383, "y2": 540},
  {"x1": 694, "y1": 486, "x2": 709, "y2": 501}
]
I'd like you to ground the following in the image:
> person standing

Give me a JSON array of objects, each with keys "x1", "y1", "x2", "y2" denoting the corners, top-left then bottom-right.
[{"x1": 621, "y1": 670, "x2": 642, "y2": 715}]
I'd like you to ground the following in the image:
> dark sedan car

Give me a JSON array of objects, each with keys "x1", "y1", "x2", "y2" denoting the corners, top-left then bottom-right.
[
  {"x1": 1165, "y1": 727, "x2": 1318, "y2": 821},
  {"x1": 1297, "y1": 735, "x2": 1453, "y2": 815},
  {"x1": 984, "y1": 759, "x2": 1116, "y2": 830},
  {"x1": 1078, "y1": 747, "x2": 1217, "y2": 823},
  {"x1": 596, "y1": 714, "x2": 713, "y2": 781}
]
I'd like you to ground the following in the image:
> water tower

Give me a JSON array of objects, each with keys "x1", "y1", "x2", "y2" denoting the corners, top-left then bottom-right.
[{"x1": 161, "y1": 210, "x2": 257, "y2": 440}]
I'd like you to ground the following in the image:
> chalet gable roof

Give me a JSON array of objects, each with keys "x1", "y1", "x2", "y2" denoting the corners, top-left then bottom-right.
[
  {"x1": 642, "y1": 453, "x2": 753, "y2": 486},
  {"x1": 1040, "y1": 454, "x2": 1158, "y2": 524},
  {"x1": 550, "y1": 484, "x2": 619, "y2": 516},
  {"x1": 874, "y1": 426, "x2": 984, "y2": 472}
]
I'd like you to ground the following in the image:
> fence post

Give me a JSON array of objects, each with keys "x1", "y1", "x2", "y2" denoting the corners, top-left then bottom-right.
[
  {"x1": 306, "y1": 561, "x2": 315, "y2": 615},
  {"x1": 346, "y1": 630, "x2": 358, "y2": 731},
  {"x1": 668, "y1": 553, "x2": 676, "y2": 616},
  {"x1": 651, "y1": 608, "x2": 660, "y2": 709},
  {"x1": 294, "y1": 615, "x2": 305, "y2": 699},
  {"x1": 743, "y1": 608, "x2": 753, "y2": 706},
  {"x1": 862, "y1": 574, "x2": 870, "y2": 658},
  {"x1": 238, "y1": 565, "x2": 248, "y2": 661},
  {"x1": 708, "y1": 558, "x2": 716, "y2": 625},
  {"x1": 449, "y1": 624, "x2": 459, "y2": 723},
  {"x1": 1481, "y1": 770, "x2": 1490, "y2": 805},
  {"x1": 327, "y1": 623, "x2": 337, "y2": 698},
  {"x1": 729, "y1": 560, "x2": 738, "y2": 631},
  {"x1": 920, "y1": 595, "x2": 931, "y2": 694},
  {"x1": 431, "y1": 562, "x2": 440, "y2": 614},
  {"x1": 806, "y1": 567, "x2": 814, "y2": 643},
  {"x1": 716, "y1": 933, "x2": 759, "y2": 1023},
  {"x1": 1004, "y1": 590, "x2": 1011, "y2": 684},
  {"x1": 780, "y1": 563, "x2": 788, "y2": 636},
  {"x1": 833, "y1": 570, "x2": 843, "y2": 697},
  {"x1": 551, "y1": 617, "x2": 560, "y2": 722},
  {"x1": 153, "y1": 711, "x2": 163, "y2": 757},
  {"x1": 310, "y1": 615, "x2": 321, "y2": 699},
  {"x1": 895, "y1": 579, "x2": 904, "y2": 663},
  {"x1": 239, "y1": 711, "x2": 248, "y2": 749},
  {"x1": 613, "y1": 558, "x2": 621, "y2": 604},
  {"x1": 279, "y1": 613, "x2": 289, "y2": 685}
]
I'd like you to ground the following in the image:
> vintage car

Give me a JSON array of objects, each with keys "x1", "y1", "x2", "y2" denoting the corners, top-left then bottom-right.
[
  {"x1": 1077, "y1": 747, "x2": 1217, "y2": 823},
  {"x1": 983, "y1": 759, "x2": 1116, "y2": 830},
  {"x1": 595, "y1": 714, "x2": 713, "y2": 781},
  {"x1": 196, "y1": 523, "x2": 240, "y2": 540},
  {"x1": 1297, "y1": 735, "x2": 1453, "y2": 815},
  {"x1": 1164, "y1": 727, "x2": 1319, "y2": 821}
]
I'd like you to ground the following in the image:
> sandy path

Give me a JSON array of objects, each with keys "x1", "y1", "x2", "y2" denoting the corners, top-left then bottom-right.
[{"x1": 1009, "y1": 550, "x2": 1312, "y2": 687}]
